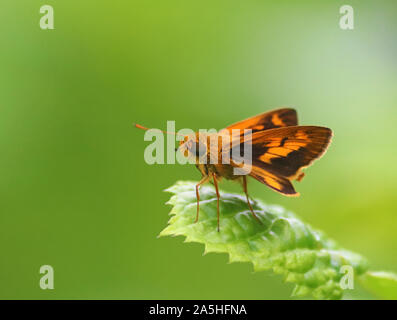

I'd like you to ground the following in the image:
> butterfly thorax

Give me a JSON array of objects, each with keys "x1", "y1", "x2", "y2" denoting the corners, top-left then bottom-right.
[{"x1": 179, "y1": 132, "x2": 239, "y2": 180}]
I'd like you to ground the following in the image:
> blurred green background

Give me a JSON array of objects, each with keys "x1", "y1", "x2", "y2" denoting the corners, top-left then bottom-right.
[{"x1": 1, "y1": 0, "x2": 396, "y2": 299}]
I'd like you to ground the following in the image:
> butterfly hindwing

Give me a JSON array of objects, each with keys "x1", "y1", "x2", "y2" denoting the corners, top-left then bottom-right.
[{"x1": 250, "y1": 168, "x2": 298, "y2": 196}]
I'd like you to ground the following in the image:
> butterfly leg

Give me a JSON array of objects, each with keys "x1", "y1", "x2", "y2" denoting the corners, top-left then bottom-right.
[
  {"x1": 212, "y1": 173, "x2": 221, "y2": 232},
  {"x1": 242, "y1": 175, "x2": 262, "y2": 224},
  {"x1": 195, "y1": 175, "x2": 210, "y2": 223}
]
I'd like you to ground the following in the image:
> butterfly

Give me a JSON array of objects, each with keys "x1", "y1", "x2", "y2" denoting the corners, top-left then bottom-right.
[{"x1": 136, "y1": 108, "x2": 332, "y2": 231}]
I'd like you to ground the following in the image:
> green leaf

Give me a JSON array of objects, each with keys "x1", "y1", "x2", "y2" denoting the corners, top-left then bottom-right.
[
  {"x1": 359, "y1": 271, "x2": 397, "y2": 299},
  {"x1": 159, "y1": 181, "x2": 369, "y2": 300}
]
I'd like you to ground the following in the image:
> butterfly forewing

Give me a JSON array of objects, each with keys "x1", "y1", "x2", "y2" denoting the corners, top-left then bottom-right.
[
  {"x1": 220, "y1": 108, "x2": 298, "y2": 138},
  {"x1": 230, "y1": 125, "x2": 332, "y2": 196}
]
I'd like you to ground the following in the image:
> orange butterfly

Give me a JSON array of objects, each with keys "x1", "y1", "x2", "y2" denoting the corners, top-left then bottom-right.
[{"x1": 136, "y1": 108, "x2": 332, "y2": 231}]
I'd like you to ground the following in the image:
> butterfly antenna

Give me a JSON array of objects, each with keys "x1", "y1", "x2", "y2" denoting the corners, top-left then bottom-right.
[
  {"x1": 134, "y1": 123, "x2": 183, "y2": 137},
  {"x1": 134, "y1": 123, "x2": 150, "y2": 131}
]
